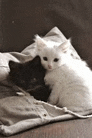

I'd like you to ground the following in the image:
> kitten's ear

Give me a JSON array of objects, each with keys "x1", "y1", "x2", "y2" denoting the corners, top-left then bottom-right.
[
  {"x1": 32, "y1": 56, "x2": 40, "y2": 62},
  {"x1": 35, "y1": 35, "x2": 47, "y2": 51},
  {"x1": 58, "y1": 39, "x2": 71, "y2": 53},
  {"x1": 9, "y1": 60, "x2": 20, "y2": 70},
  {"x1": 32, "y1": 56, "x2": 41, "y2": 65}
]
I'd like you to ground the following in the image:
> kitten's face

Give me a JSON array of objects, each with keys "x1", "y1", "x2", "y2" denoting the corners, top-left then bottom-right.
[
  {"x1": 35, "y1": 35, "x2": 71, "y2": 70},
  {"x1": 39, "y1": 47, "x2": 63, "y2": 70},
  {"x1": 9, "y1": 56, "x2": 46, "y2": 89}
]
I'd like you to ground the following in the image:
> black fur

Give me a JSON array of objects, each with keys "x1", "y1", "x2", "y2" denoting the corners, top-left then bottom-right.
[{"x1": 9, "y1": 56, "x2": 51, "y2": 102}]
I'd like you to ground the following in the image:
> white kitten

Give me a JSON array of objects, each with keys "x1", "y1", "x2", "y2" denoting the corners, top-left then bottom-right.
[{"x1": 35, "y1": 35, "x2": 92, "y2": 112}]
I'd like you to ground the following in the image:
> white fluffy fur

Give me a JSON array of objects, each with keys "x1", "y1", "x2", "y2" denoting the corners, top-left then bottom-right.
[{"x1": 35, "y1": 35, "x2": 92, "y2": 112}]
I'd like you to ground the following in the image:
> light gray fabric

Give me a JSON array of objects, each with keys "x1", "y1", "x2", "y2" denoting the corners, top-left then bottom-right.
[
  {"x1": 0, "y1": 92, "x2": 92, "y2": 136},
  {"x1": 0, "y1": 27, "x2": 92, "y2": 136}
]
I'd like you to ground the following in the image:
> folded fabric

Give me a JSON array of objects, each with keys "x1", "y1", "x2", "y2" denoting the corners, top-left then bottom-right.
[
  {"x1": 0, "y1": 27, "x2": 92, "y2": 136},
  {"x1": 0, "y1": 92, "x2": 92, "y2": 136}
]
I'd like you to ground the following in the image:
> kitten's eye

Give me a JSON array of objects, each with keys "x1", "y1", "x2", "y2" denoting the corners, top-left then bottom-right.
[
  {"x1": 54, "y1": 58, "x2": 59, "y2": 62},
  {"x1": 43, "y1": 57, "x2": 48, "y2": 61}
]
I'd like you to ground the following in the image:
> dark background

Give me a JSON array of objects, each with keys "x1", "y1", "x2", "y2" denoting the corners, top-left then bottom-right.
[{"x1": 1, "y1": 0, "x2": 92, "y2": 66}]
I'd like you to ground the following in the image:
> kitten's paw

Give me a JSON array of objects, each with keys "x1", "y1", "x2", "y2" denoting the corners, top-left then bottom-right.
[{"x1": 0, "y1": 125, "x2": 12, "y2": 136}]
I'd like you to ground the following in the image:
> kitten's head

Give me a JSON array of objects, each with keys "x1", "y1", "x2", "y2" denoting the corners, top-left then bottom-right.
[
  {"x1": 9, "y1": 56, "x2": 46, "y2": 89},
  {"x1": 35, "y1": 35, "x2": 71, "y2": 71}
]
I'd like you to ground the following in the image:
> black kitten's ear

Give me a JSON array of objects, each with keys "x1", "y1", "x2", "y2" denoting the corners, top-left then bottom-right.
[
  {"x1": 9, "y1": 60, "x2": 20, "y2": 70},
  {"x1": 32, "y1": 56, "x2": 41, "y2": 65}
]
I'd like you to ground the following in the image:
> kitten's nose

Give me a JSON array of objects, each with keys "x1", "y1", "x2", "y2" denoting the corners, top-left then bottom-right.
[{"x1": 48, "y1": 65, "x2": 52, "y2": 69}]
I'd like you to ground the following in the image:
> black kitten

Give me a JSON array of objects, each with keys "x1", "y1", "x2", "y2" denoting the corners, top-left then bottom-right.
[{"x1": 9, "y1": 56, "x2": 51, "y2": 102}]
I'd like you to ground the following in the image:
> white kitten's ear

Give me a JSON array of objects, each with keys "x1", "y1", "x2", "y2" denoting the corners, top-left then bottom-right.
[
  {"x1": 35, "y1": 35, "x2": 47, "y2": 51},
  {"x1": 58, "y1": 39, "x2": 71, "y2": 53}
]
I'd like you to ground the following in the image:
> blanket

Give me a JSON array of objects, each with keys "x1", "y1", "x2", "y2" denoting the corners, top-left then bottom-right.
[{"x1": 0, "y1": 27, "x2": 92, "y2": 136}]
